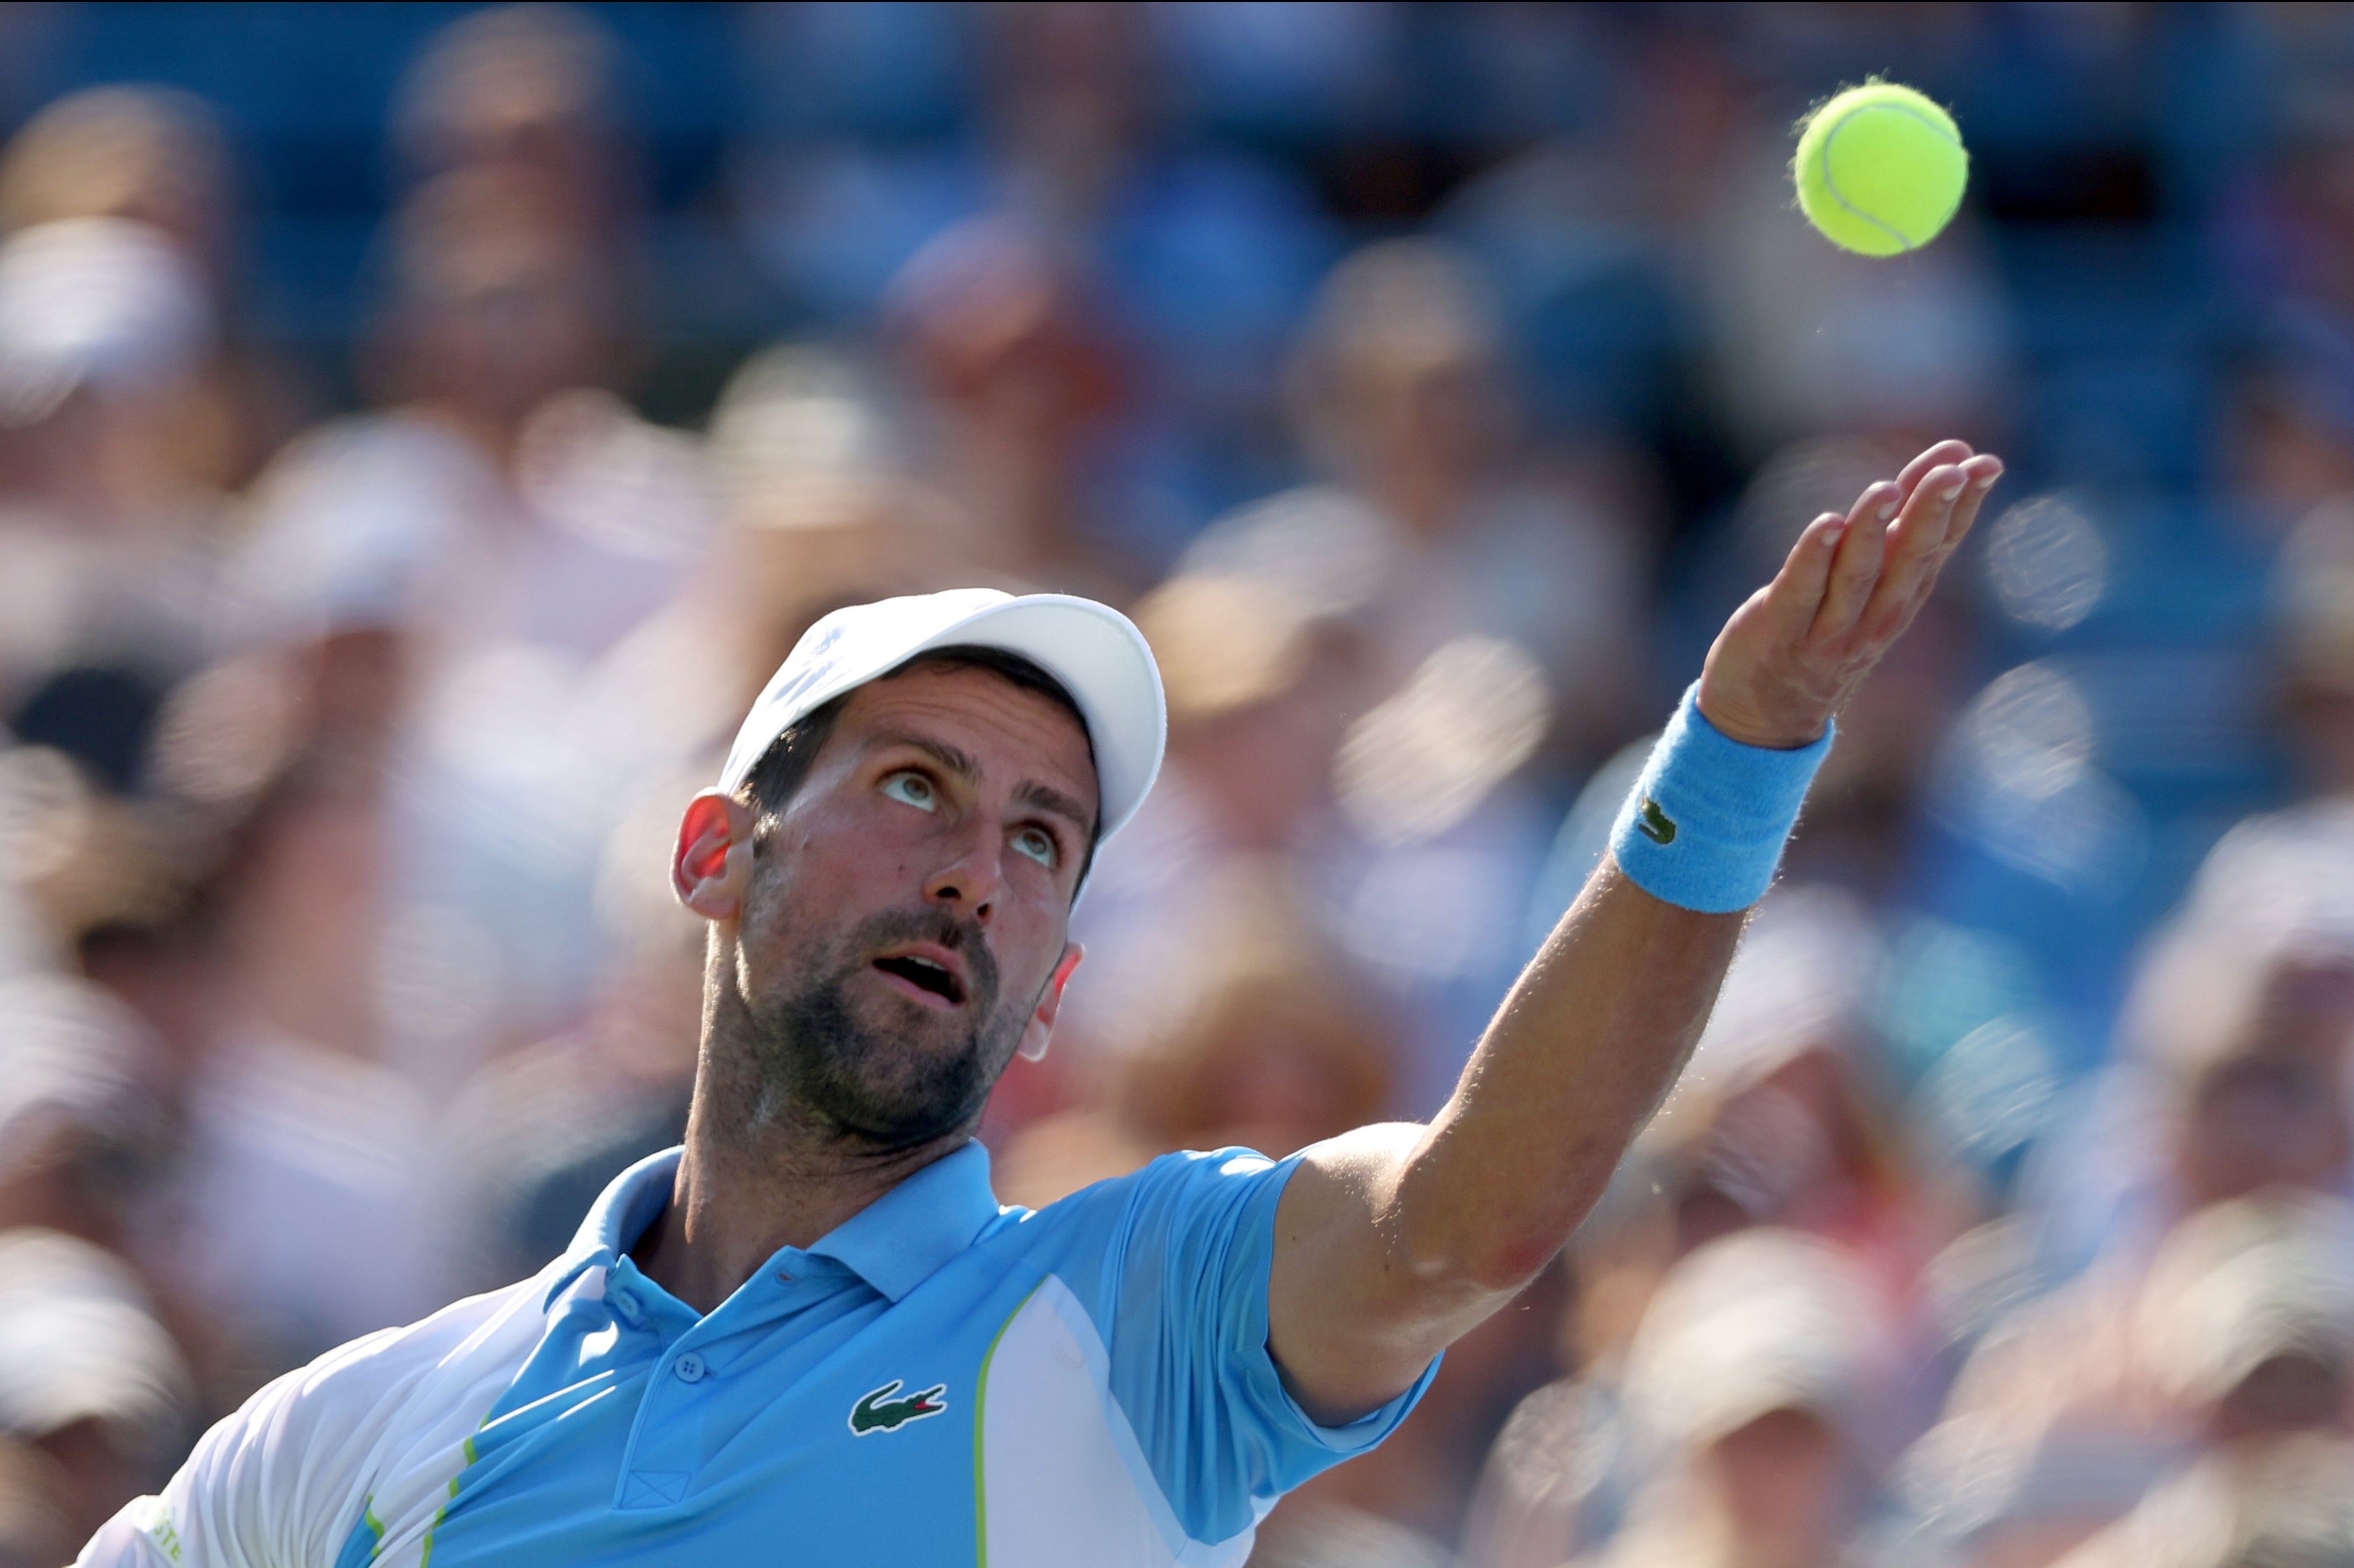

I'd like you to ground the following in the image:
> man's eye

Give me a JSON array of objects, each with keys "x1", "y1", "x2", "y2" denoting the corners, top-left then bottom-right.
[
  {"x1": 1013, "y1": 827, "x2": 1058, "y2": 868},
  {"x1": 880, "y1": 772, "x2": 937, "y2": 810}
]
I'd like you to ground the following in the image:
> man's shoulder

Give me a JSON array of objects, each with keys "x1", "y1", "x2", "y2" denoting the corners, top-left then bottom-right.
[
  {"x1": 1007, "y1": 1146, "x2": 1289, "y2": 1221},
  {"x1": 982, "y1": 1146, "x2": 1296, "y2": 1281}
]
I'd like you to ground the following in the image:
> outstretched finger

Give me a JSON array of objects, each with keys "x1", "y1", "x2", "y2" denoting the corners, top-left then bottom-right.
[
  {"x1": 1810, "y1": 481, "x2": 1899, "y2": 639},
  {"x1": 1894, "y1": 439, "x2": 1974, "y2": 503},
  {"x1": 1856, "y1": 463, "x2": 1968, "y2": 634},
  {"x1": 1933, "y1": 454, "x2": 2006, "y2": 557},
  {"x1": 1763, "y1": 511, "x2": 1848, "y2": 632}
]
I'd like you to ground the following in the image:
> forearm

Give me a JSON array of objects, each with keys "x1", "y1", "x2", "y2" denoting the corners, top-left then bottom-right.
[
  {"x1": 1267, "y1": 855, "x2": 1740, "y2": 1420},
  {"x1": 1395, "y1": 854, "x2": 1740, "y2": 1292}
]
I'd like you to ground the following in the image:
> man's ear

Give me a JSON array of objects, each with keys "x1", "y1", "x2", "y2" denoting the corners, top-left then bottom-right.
[
  {"x1": 673, "y1": 789, "x2": 758, "y2": 923},
  {"x1": 1017, "y1": 943, "x2": 1084, "y2": 1064}
]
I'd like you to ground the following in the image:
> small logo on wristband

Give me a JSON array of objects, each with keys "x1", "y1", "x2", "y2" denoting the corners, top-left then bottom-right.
[{"x1": 1635, "y1": 797, "x2": 1677, "y2": 845}]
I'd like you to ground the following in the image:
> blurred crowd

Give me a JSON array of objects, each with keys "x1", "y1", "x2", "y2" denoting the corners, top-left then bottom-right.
[{"x1": 11, "y1": 4, "x2": 2354, "y2": 1565}]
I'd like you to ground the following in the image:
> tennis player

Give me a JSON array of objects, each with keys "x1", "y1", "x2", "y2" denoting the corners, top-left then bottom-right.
[{"x1": 80, "y1": 441, "x2": 2001, "y2": 1567}]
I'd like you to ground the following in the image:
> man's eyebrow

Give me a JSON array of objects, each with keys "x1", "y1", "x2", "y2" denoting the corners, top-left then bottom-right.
[
  {"x1": 877, "y1": 732, "x2": 980, "y2": 782},
  {"x1": 1016, "y1": 780, "x2": 1097, "y2": 839}
]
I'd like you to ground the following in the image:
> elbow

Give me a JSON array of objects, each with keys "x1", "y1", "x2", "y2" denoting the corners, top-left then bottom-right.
[
  {"x1": 1393, "y1": 1163, "x2": 1605, "y2": 1301},
  {"x1": 1395, "y1": 1218, "x2": 1566, "y2": 1303},
  {"x1": 1386, "y1": 1153, "x2": 1594, "y2": 1305},
  {"x1": 1456, "y1": 1232, "x2": 1565, "y2": 1297}
]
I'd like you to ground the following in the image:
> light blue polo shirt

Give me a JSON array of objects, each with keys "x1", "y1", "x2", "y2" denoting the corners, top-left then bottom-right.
[{"x1": 325, "y1": 1141, "x2": 1433, "y2": 1567}]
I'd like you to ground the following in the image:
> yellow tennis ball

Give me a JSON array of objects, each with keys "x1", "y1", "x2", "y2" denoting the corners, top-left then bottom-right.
[{"x1": 1792, "y1": 82, "x2": 1969, "y2": 257}]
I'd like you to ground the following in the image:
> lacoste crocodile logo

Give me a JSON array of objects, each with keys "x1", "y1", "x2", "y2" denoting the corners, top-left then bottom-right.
[
  {"x1": 1635, "y1": 796, "x2": 1677, "y2": 845},
  {"x1": 849, "y1": 1379, "x2": 949, "y2": 1436}
]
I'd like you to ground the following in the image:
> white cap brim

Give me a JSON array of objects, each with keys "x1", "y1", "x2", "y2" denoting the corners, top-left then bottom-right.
[{"x1": 718, "y1": 588, "x2": 1166, "y2": 845}]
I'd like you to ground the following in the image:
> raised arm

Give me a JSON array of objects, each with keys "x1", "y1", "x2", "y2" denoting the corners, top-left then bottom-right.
[{"x1": 1268, "y1": 439, "x2": 2004, "y2": 1422}]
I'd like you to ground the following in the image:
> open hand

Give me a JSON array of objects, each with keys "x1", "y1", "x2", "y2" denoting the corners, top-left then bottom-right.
[{"x1": 1696, "y1": 439, "x2": 2004, "y2": 750}]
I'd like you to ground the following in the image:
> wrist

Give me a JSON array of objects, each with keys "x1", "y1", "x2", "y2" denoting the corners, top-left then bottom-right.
[
  {"x1": 1692, "y1": 674, "x2": 1831, "y2": 752},
  {"x1": 1608, "y1": 685, "x2": 1834, "y2": 914}
]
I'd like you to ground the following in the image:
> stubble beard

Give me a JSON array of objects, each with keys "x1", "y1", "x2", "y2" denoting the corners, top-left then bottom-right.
[{"x1": 738, "y1": 908, "x2": 1026, "y2": 1152}]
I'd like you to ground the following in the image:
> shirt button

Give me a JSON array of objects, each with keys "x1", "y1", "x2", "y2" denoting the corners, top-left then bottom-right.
[
  {"x1": 673, "y1": 1352, "x2": 707, "y2": 1383},
  {"x1": 612, "y1": 1295, "x2": 643, "y2": 1326}
]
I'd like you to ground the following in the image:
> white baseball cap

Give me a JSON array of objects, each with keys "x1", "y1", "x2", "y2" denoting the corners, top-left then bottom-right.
[{"x1": 719, "y1": 588, "x2": 1167, "y2": 845}]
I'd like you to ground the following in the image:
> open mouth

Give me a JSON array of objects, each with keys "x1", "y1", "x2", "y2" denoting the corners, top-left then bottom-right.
[{"x1": 872, "y1": 954, "x2": 965, "y2": 1006}]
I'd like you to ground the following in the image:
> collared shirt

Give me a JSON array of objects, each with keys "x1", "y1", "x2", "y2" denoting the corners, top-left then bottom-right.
[{"x1": 82, "y1": 1141, "x2": 1435, "y2": 1568}]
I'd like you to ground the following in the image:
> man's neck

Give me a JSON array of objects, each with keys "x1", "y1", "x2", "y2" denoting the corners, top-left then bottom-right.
[{"x1": 628, "y1": 1061, "x2": 972, "y2": 1316}]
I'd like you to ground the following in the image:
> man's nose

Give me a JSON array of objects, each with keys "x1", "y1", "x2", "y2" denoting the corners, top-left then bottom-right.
[{"x1": 922, "y1": 825, "x2": 1000, "y2": 923}]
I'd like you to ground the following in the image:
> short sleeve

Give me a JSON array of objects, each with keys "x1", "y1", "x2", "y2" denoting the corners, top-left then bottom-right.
[
  {"x1": 75, "y1": 1331, "x2": 396, "y2": 1568},
  {"x1": 74, "y1": 1278, "x2": 550, "y2": 1568},
  {"x1": 1089, "y1": 1148, "x2": 1440, "y2": 1546}
]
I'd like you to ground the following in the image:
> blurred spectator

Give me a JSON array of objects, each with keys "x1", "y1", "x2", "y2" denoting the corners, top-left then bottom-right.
[
  {"x1": 2275, "y1": 495, "x2": 2354, "y2": 792},
  {"x1": 236, "y1": 164, "x2": 699, "y2": 666},
  {"x1": 2133, "y1": 1194, "x2": 2354, "y2": 1448},
  {"x1": 2027, "y1": 840, "x2": 2354, "y2": 1281},
  {"x1": 0, "y1": 1436, "x2": 74, "y2": 1568},
  {"x1": 1603, "y1": 1231, "x2": 1885, "y2": 1568},
  {"x1": 1469, "y1": 1229, "x2": 1887, "y2": 1568},
  {"x1": 881, "y1": 218, "x2": 1141, "y2": 597},
  {"x1": 521, "y1": 341, "x2": 1001, "y2": 877},
  {"x1": 1065, "y1": 560, "x2": 1549, "y2": 1120},
  {"x1": 2218, "y1": 325, "x2": 2354, "y2": 529},
  {"x1": 1129, "y1": 571, "x2": 1358, "y2": 856},
  {"x1": 1185, "y1": 237, "x2": 1644, "y2": 757},
  {"x1": 0, "y1": 1228, "x2": 191, "y2": 1546},
  {"x1": 391, "y1": 4, "x2": 630, "y2": 245},
  {"x1": 0, "y1": 83, "x2": 306, "y2": 497},
  {"x1": 1430, "y1": 22, "x2": 1718, "y2": 446},
  {"x1": 0, "y1": 216, "x2": 224, "y2": 729},
  {"x1": 2052, "y1": 1433, "x2": 2354, "y2": 1568},
  {"x1": 733, "y1": 1, "x2": 1339, "y2": 545},
  {"x1": 1912, "y1": 815, "x2": 2354, "y2": 1562},
  {"x1": 703, "y1": 341, "x2": 978, "y2": 654},
  {"x1": 144, "y1": 758, "x2": 445, "y2": 1381},
  {"x1": 0, "y1": 87, "x2": 229, "y2": 269},
  {"x1": 1910, "y1": 1192, "x2": 2354, "y2": 1567},
  {"x1": 436, "y1": 781, "x2": 707, "y2": 1294},
  {"x1": 231, "y1": 159, "x2": 714, "y2": 1094},
  {"x1": 1172, "y1": 240, "x2": 1648, "y2": 1112},
  {"x1": 0, "y1": 973, "x2": 170, "y2": 1255},
  {"x1": 0, "y1": 743, "x2": 176, "y2": 994},
  {"x1": 241, "y1": 0, "x2": 695, "y2": 674},
  {"x1": 1632, "y1": 889, "x2": 1951, "y2": 1293}
]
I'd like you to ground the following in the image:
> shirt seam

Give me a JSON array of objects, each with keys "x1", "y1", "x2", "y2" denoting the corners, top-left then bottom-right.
[{"x1": 971, "y1": 1278, "x2": 1048, "y2": 1567}]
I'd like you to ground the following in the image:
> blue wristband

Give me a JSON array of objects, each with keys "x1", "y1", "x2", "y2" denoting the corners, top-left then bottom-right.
[{"x1": 1607, "y1": 685, "x2": 1832, "y2": 913}]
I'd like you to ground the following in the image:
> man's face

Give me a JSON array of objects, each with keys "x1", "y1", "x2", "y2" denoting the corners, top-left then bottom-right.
[
  {"x1": 722, "y1": 664, "x2": 1096, "y2": 1149},
  {"x1": 2179, "y1": 959, "x2": 2354, "y2": 1206}
]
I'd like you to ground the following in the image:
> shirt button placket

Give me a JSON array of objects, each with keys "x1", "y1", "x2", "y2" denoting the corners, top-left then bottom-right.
[{"x1": 616, "y1": 1329, "x2": 706, "y2": 1509}]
